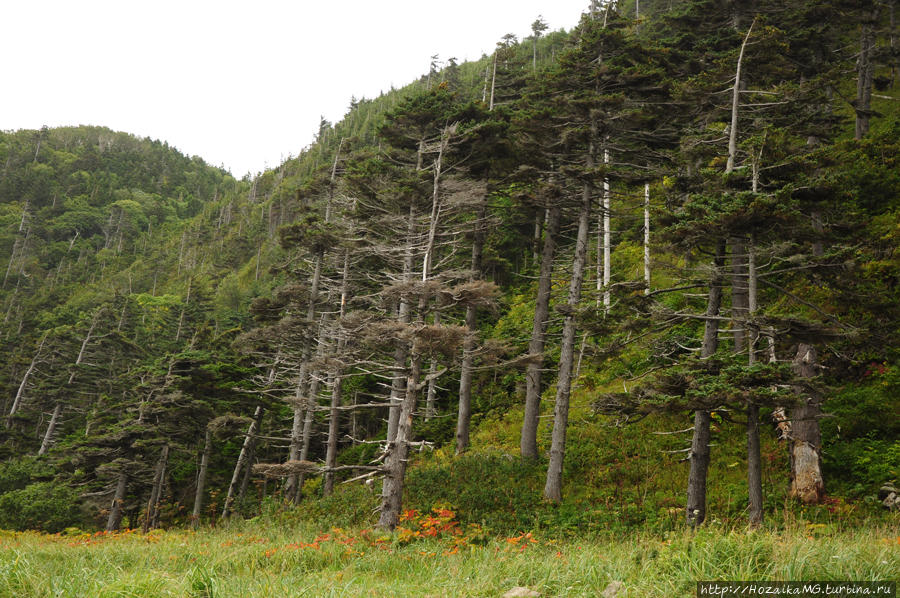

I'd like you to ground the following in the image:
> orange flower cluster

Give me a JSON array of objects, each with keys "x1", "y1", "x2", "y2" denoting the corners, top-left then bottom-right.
[
  {"x1": 503, "y1": 532, "x2": 539, "y2": 553},
  {"x1": 396, "y1": 506, "x2": 462, "y2": 545}
]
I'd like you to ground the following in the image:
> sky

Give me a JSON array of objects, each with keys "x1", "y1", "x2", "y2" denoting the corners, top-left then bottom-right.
[{"x1": 2, "y1": 0, "x2": 589, "y2": 178}]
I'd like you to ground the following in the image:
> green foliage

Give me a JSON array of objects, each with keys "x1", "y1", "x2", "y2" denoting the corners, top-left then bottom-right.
[
  {"x1": 825, "y1": 439, "x2": 900, "y2": 497},
  {"x1": 406, "y1": 455, "x2": 546, "y2": 532},
  {"x1": 0, "y1": 482, "x2": 82, "y2": 532},
  {"x1": 0, "y1": 457, "x2": 53, "y2": 494}
]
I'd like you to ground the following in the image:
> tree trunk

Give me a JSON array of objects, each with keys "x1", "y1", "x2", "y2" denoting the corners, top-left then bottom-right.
[
  {"x1": 746, "y1": 236, "x2": 763, "y2": 526},
  {"x1": 521, "y1": 206, "x2": 561, "y2": 459},
  {"x1": 378, "y1": 337, "x2": 423, "y2": 530},
  {"x1": 644, "y1": 183, "x2": 651, "y2": 295},
  {"x1": 192, "y1": 427, "x2": 212, "y2": 528},
  {"x1": 388, "y1": 199, "x2": 418, "y2": 443},
  {"x1": 297, "y1": 375, "x2": 318, "y2": 493},
  {"x1": 686, "y1": 239, "x2": 726, "y2": 527},
  {"x1": 323, "y1": 371, "x2": 342, "y2": 496},
  {"x1": 532, "y1": 209, "x2": 544, "y2": 266},
  {"x1": 221, "y1": 406, "x2": 262, "y2": 520},
  {"x1": 856, "y1": 12, "x2": 877, "y2": 140},
  {"x1": 425, "y1": 360, "x2": 438, "y2": 421},
  {"x1": 238, "y1": 407, "x2": 264, "y2": 504},
  {"x1": 731, "y1": 237, "x2": 749, "y2": 352},
  {"x1": 284, "y1": 367, "x2": 307, "y2": 502},
  {"x1": 746, "y1": 402, "x2": 763, "y2": 526},
  {"x1": 298, "y1": 318, "x2": 329, "y2": 493},
  {"x1": 789, "y1": 344, "x2": 825, "y2": 504},
  {"x1": 143, "y1": 445, "x2": 169, "y2": 533},
  {"x1": 544, "y1": 178, "x2": 592, "y2": 502},
  {"x1": 106, "y1": 472, "x2": 128, "y2": 532},
  {"x1": 324, "y1": 249, "x2": 350, "y2": 496},
  {"x1": 456, "y1": 193, "x2": 487, "y2": 454},
  {"x1": 37, "y1": 403, "x2": 62, "y2": 456},
  {"x1": 891, "y1": 1, "x2": 897, "y2": 89},
  {"x1": 7, "y1": 335, "x2": 45, "y2": 426},
  {"x1": 489, "y1": 52, "x2": 497, "y2": 111},
  {"x1": 727, "y1": 21, "x2": 755, "y2": 172},
  {"x1": 786, "y1": 191, "x2": 827, "y2": 505},
  {"x1": 68, "y1": 308, "x2": 103, "y2": 385},
  {"x1": 604, "y1": 148, "x2": 612, "y2": 309}
]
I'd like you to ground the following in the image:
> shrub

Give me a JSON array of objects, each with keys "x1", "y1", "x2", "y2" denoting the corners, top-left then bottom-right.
[
  {"x1": 0, "y1": 481, "x2": 83, "y2": 532},
  {"x1": 405, "y1": 454, "x2": 546, "y2": 532},
  {"x1": 0, "y1": 456, "x2": 53, "y2": 494}
]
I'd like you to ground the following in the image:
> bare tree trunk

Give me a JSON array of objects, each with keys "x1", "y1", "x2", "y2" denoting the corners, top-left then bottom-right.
[
  {"x1": 192, "y1": 427, "x2": 212, "y2": 528},
  {"x1": 324, "y1": 250, "x2": 351, "y2": 496},
  {"x1": 37, "y1": 403, "x2": 62, "y2": 456},
  {"x1": 544, "y1": 178, "x2": 593, "y2": 502},
  {"x1": 238, "y1": 408, "x2": 264, "y2": 503},
  {"x1": 489, "y1": 52, "x2": 497, "y2": 111},
  {"x1": 421, "y1": 127, "x2": 449, "y2": 281},
  {"x1": 644, "y1": 183, "x2": 651, "y2": 295},
  {"x1": 891, "y1": 0, "x2": 897, "y2": 88},
  {"x1": 425, "y1": 360, "x2": 439, "y2": 421},
  {"x1": 388, "y1": 198, "x2": 419, "y2": 443},
  {"x1": 323, "y1": 371, "x2": 342, "y2": 496},
  {"x1": 856, "y1": 11, "x2": 878, "y2": 140},
  {"x1": 532, "y1": 209, "x2": 544, "y2": 266},
  {"x1": 297, "y1": 375, "x2": 318, "y2": 493},
  {"x1": 221, "y1": 406, "x2": 262, "y2": 520},
  {"x1": 686, "y1": 239, "x2": 726, "y2": 527},
  {"x1": 143, "y1": 445, "x2": 169, "y2": 533},
  {"x1": 378, "y1": 338, "x2": 423, "y2": 530},
  {"x1": 456, "y1": 193, "x2": 487, "y2": 454},
  {"x1": 746, "y1": 236, "x2": 763, "y2": 526},
  {"x1": 284, "y1": 369, "x2": 306, "y2": 502},
  {"x1": 789, "y1": 344, "x2": 825, "y2": 504},
  {"x1": 601, "y1": 147, "x2": 611, "y2": 309},
  {"x1": 3, "y1": 237, "x2": 21, "y2": 289},
  {"x1": 727, "y1": 21, "x2": 755, "y2": 172},
  {"x1": 106, "y1": 472, "x2": 128, "y2": 532},
  {"x1": 7, "y1": 335, "x2": 45, "y2": 425},
  {"x1": 732, "y1": 238, "x2": 749, "y2": 351},
  {"x1": 521, "y1": 206, "x2": 561, "y2": 459}
]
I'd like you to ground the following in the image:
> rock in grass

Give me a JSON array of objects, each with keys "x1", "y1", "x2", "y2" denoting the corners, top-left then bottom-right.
[
  {"x1": 602, "y1": 581, "x2": 625, "y2": 597},
  {"x1": 503, "y1": 587, "x2": 540, "y2": 598}
]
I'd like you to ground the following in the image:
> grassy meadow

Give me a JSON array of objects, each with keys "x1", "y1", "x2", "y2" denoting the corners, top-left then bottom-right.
[{"x1": 1, "y1": 515, "x2": 897, "y2": 597}]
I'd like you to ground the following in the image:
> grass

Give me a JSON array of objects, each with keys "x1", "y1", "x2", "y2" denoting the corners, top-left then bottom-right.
[{"x1": 1, "y1": 516, "x2": 897, "y2": 597}]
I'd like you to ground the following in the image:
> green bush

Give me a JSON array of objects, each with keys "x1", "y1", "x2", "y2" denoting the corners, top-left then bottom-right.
[
  {"x1": 823, "y1": 366, "x2": 900, "y2": 441},
  {"x1": 276, "y1": 483, "x2": 379, "y2": 529},
  {"x1": 0, "y1": 456, "x2": 55, "y2": 494},
  {"x1": 824, "y1": 438, "x2": 900, "y2": 496},
  {"x1": 405, "y1": 454, "x2": 546, "y2": 532},
  {"x1": 822, "y1": 363, "x2": 900, "y2": 495},
  {"x1": 0, "y1": 481, "x2": 82, "y2": 532}
]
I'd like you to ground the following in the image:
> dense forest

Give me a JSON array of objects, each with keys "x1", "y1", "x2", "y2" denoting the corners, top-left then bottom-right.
[{"x1": 1, "y1": 0, "x2": 899, "y2": 537}]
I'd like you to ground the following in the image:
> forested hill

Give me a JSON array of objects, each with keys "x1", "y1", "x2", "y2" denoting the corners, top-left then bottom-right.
[{"x1": 1, "y1": 0, "x2": 899, "y2": 535}]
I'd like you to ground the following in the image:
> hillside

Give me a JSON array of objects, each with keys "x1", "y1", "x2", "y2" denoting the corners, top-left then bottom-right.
[{"x1": 1, "y1": 0, "x2": 899, "y2": 542}]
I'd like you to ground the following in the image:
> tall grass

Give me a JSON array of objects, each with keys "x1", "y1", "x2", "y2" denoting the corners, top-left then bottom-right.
[{"x1": 1, "y1": 520, "x2": 896, "y2": 597}]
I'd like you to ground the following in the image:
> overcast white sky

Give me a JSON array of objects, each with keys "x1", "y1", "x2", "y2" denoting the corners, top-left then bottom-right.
[{"x1": 2, "y1": 1, "x2": 588, "y2": 178}]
